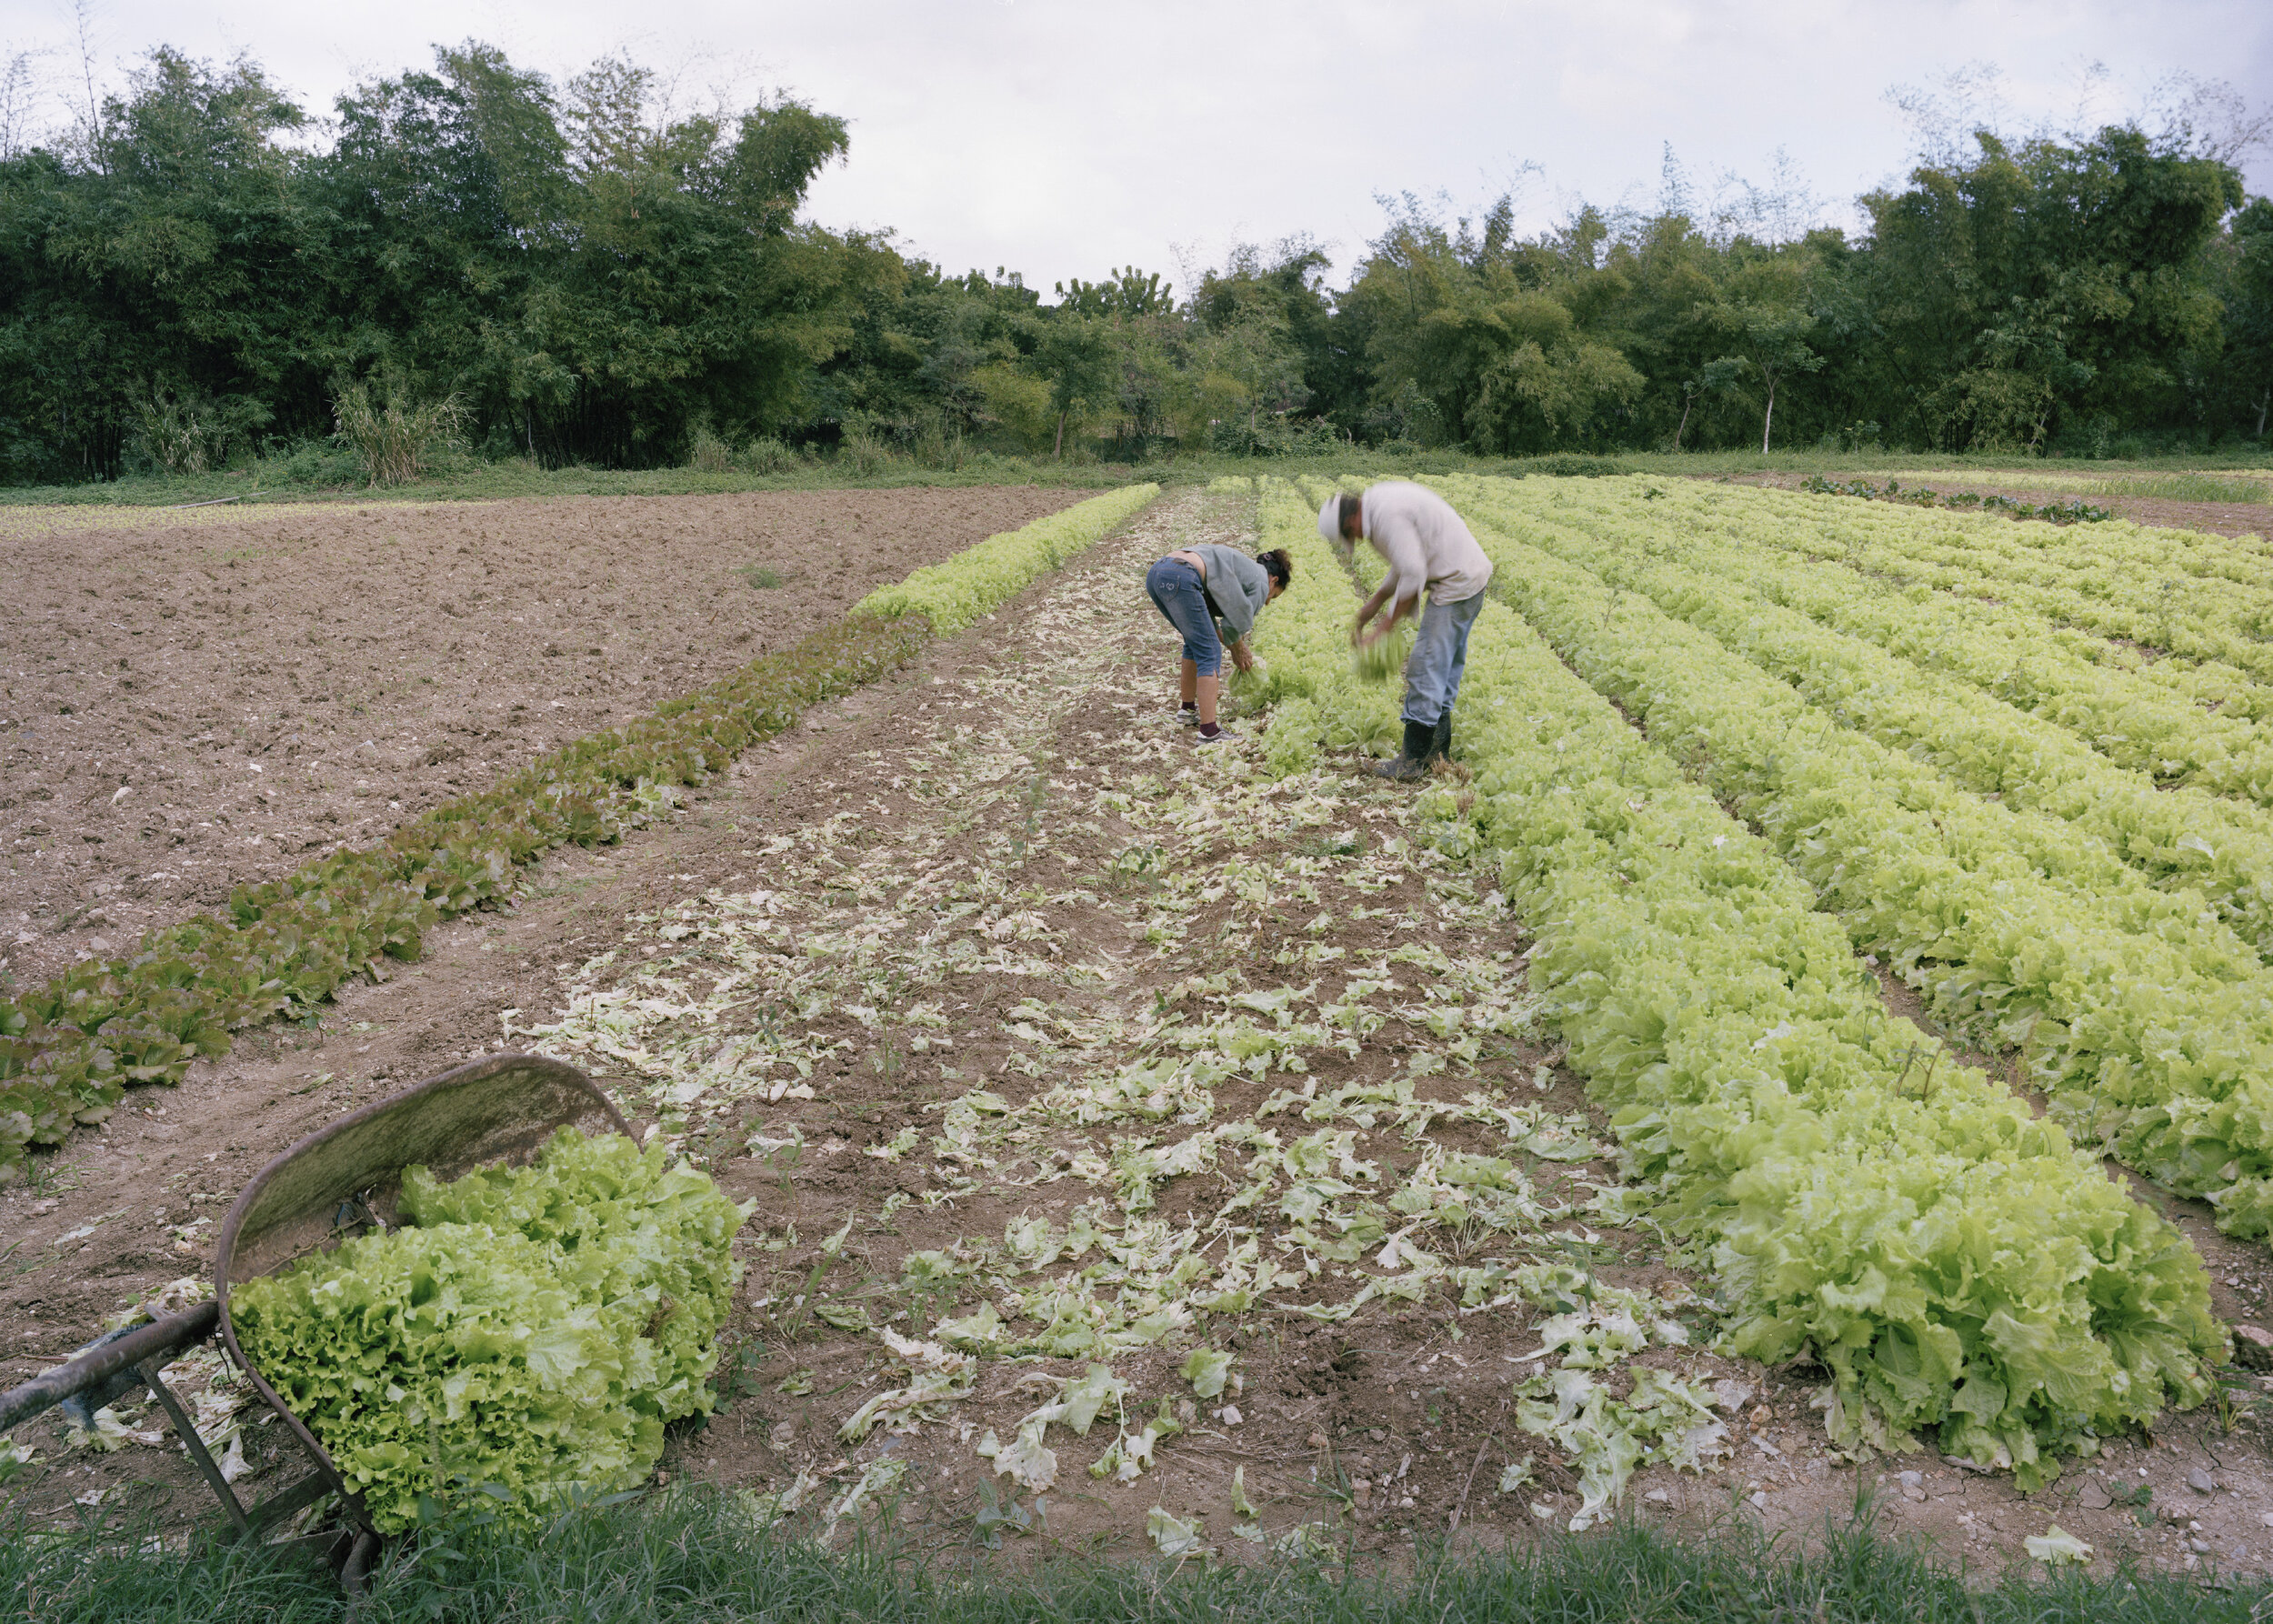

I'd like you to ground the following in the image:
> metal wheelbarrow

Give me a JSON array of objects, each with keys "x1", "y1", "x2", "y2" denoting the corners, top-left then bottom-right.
[{"x1": 0, "y1": 1053, "x2": 630, "y2": 1588}]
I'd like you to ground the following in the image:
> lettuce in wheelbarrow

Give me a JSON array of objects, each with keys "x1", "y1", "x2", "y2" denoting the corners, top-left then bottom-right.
[{"x1": 231, "y1": 1128, "x2": 752, "y2": 1532}]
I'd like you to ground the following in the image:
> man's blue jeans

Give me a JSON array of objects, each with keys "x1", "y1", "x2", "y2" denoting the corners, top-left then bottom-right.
[{"x1": 1402, "y1": 589, "x2": 1487, "y2": 728}]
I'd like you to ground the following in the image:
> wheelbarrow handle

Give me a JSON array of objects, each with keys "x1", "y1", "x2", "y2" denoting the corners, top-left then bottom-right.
[{"x1": 0, "y1": 1301, "x2": 220, "y2": 1434}]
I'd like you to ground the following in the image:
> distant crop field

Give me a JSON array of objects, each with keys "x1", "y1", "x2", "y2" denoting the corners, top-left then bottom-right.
[{"x1": 1866, "y1": 468, "x2": 2273, "y2": 504}]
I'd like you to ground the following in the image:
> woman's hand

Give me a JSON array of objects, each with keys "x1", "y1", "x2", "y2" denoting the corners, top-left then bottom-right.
[{"x1": 1230, "y1": 640, "x2": 1257, "y2": 674}]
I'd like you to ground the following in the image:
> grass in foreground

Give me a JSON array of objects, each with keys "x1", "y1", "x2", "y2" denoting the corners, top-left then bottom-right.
[{"x1": 3, "y1": 1489, "x2": 2261, "y2": 1624}]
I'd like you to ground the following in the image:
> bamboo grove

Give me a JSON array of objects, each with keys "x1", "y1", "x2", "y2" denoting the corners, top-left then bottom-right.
[{"x1": 1, "y1": 42, "x2": 2270, "y2": 486}]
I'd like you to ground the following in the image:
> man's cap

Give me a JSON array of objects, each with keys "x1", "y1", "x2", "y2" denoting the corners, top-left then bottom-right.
[{"x1": 1317, "y1": 494, "x2": 1342, "y2": 544}]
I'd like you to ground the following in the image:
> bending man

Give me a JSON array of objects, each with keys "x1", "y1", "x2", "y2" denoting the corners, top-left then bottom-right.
[{"x1": 1321, "y1": 483, "x2": 1494, "y2": 782}]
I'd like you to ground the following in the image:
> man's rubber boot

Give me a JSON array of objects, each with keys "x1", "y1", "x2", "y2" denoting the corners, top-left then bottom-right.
[
  {"x1": 1373, "y1": 719, "x2": 1436, "y2": 782},
  {"x1": 1432, "y1": 715, "x2": 1452, "y2": 763}
]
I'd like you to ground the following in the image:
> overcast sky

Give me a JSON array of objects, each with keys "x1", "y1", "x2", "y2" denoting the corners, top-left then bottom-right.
[{"x1": 13, "y1": 0, "x2": 2272, "y2": 294}]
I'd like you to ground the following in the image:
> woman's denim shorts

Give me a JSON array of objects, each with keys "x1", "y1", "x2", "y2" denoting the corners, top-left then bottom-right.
[{"x1": 1145, "y1": 556, "x2": 1222, "y2": 676}]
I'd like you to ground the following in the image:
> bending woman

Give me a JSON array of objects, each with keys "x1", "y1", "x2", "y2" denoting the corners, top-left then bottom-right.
[{"x1": 1144, "y1": 544, "x2": 1293, "y2": 742}]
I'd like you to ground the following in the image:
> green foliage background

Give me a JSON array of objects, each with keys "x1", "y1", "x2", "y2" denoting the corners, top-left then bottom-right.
[{"x1": 2, "y1": 41, "x2": 2270, "y2": 486}]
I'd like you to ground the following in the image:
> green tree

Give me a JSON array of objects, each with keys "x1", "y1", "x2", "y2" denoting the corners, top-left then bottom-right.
[
  {"x1": 1189, "y1": 238, "x2": 1339, "y2": 446},
  {"x1": 1669, "y1": 358, "x2": 1746, "y2": 450},
  {"x1": 0, "y1": 38, "x2": 866, "y2": 479},
  {"x1": 1852, "y1": 126, "x2": 2242, "y2": 450},
  {"x1": 2218, "y1": 197, "x2": 2273, "y2": 439},
  {"x1": 1594, "y1": 210, "x2": 1728, "y2": 447},
  {"x1": 0, "y1": 47, "x2": 328, "y2": 479},
  {"x1": 1706, "y1": 296, "x2": 1822, "y2": 453},
  {"x1": 1339, "y1": 195, "x2": 1643, "y2": 454},
  {"x1": 1464, "y1": 292, "x2": 1644, "y2": 454},
  {"x1": 1025, "y1": 311, "x2": 1117, "y2": 458}
]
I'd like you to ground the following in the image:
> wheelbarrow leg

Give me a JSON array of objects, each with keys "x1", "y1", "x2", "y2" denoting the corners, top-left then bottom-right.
[
  {"x1": 136, "y1": 1357, "x2": 251, "y2": 1538},
  {"x1": 342, "y1": 1529, "x2": 381, "y2": 1592}
]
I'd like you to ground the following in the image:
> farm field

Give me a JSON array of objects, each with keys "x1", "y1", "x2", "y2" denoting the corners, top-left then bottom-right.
[
  {"x1": 0, "y1": 487, "x2": 1089, "y2": 992},
  {"x1": 1725, "y1": 467, "x2": 2272, "y2": 540},
  {"x1": 8, "y1": 477, "x2": 2273, "y2": 1589}
]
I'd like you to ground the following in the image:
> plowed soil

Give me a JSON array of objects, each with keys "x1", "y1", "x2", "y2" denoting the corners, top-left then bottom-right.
[{"x1": 0, "y1": 487, "x2": 1087, "y2": 991}]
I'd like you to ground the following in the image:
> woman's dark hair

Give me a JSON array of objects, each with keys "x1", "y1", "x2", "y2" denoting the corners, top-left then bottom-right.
[{"x1": 1257, "y1": 547, "x2": 1294, "y2": 588}]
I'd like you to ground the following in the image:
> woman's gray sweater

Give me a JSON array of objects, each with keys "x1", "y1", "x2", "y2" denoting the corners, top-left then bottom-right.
[{"x1": 1187, "y1": 545, "x2": 1272, "y2": 645}]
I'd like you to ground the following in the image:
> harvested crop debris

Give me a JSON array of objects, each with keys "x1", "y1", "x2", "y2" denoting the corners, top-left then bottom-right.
[{"x1": 518, "y1": 491, "x2": 1753, "y2": 1545}]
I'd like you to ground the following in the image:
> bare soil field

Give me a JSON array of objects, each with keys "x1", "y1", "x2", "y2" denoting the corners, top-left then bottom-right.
[
  {"x1": 6, "y1": 486, "x2": 2273, "y2": 1585},
  {"x1": 1726, "y1": 470, "x2": 2271, "y2": 540},
  {"x1": 0, "y1": 487, "x2": 1086, "y2": 991}
]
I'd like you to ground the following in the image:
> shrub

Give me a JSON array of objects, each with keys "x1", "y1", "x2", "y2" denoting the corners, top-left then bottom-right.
[
  {"x1": 840, "y1": 432, "x2": 893, "y2": 476},
  {"x1": 332, "y1": 376, "x2": 468, "y2": 488},
  {"x1": 125, "y1": 386, "x2": 268, "y2": 475},
  {"x1": 686, "y1": 424, "x2": 735, "y2": 474},
  {"x1": 1508, "y1": 453, "x2": 1632, "y2": 477},
  {"x1": 742, "y1": 437, "x2": 797, "y2": 476}
]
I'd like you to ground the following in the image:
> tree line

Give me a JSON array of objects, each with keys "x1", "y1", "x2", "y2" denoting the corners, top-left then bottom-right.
[{"x1": 2, "y1": 43, "x2": 2268, "y2": 486}]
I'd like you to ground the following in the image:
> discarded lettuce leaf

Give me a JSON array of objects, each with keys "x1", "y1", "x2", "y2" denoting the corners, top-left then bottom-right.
[
  {"x1": 935, "y1": 1303, "x2": 1002, "y2": 1348},
  {"x1": 1147, "y1": 1505, "x2": 1210, "y2": 1559},
  {"x1": 976, "y1": 1418, "x2": 1058, "y2": 1492},
  {"x1": 63, "y1": 1407, "x2": 162, "y2": 1452},
  {"x1": 2026, "y1": 1526, "x2": 2092, "y2": 1566},
  {"x1": 1053, "y1": 1365, "x2": 1127, "y2": 1436},
  {"x1": 740, "y1": 1467, "x2": 820, "y2": 1524},
  {"x1": 1180, "y1": 1348, "x2": 1234, "y2": 1400},
  {"x1": 1275, "y1": 1521, "x2": 1338, "y2": 1558},
  {"x1": 838, "y1": 1332, "x2": 973, "y2": 1440},
  {"x1": 823, "y1": 1457, "x2": 908, "y2": 1544}
]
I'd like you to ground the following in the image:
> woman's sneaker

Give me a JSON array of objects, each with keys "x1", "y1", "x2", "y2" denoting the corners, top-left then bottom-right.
[{"x1": 1196, "y1": 724, "x2": 1236, "y2": 744}]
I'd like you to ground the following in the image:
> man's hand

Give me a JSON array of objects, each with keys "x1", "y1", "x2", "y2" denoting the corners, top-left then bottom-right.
[
  {"x1": 1352, "y1": 593, "x2": 1413, "y2": 647},
  {"x1": 1230, "y1": 641, "x2": 1257, "y2": 674}
]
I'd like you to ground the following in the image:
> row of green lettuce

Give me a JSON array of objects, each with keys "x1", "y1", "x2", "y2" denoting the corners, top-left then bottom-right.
[
  {"x1": 1437, "y1": 478, "x2": 2273, "y2": 1237},
  {"x1": 1435, "y1": 476, "x2": 2273, "y2": 955},
  {"x1": 1755, "y1": 480, "x2": 2273, "y2": 692},
  {"x1": 854, "y1": 486, "x2": 1158, "y2": 635},
  {"x1": 1242, "y1": 476, "x2": 2222, "y2": 1486},
  {"x1": 1583, "y1": 478, "x2": 2273, "y2": 810},
  {"x1": 1270, "y1": 465, "x2": 2273, "y2": 797},
  {"x1": 0, "y1": 486, "x2": 1158, "y2": 1185}
]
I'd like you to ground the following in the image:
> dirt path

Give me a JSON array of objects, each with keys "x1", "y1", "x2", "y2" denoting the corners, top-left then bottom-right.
[
  {"x1": 534, "y1": 486, "x2": 1652, "y2": 1562},
  {"x1": 7, "y1": 486, "x2": 2273, "y2": 1584},
  {"x1": 0, "y1": 486, "x2": 1086, "y2": 991}
]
